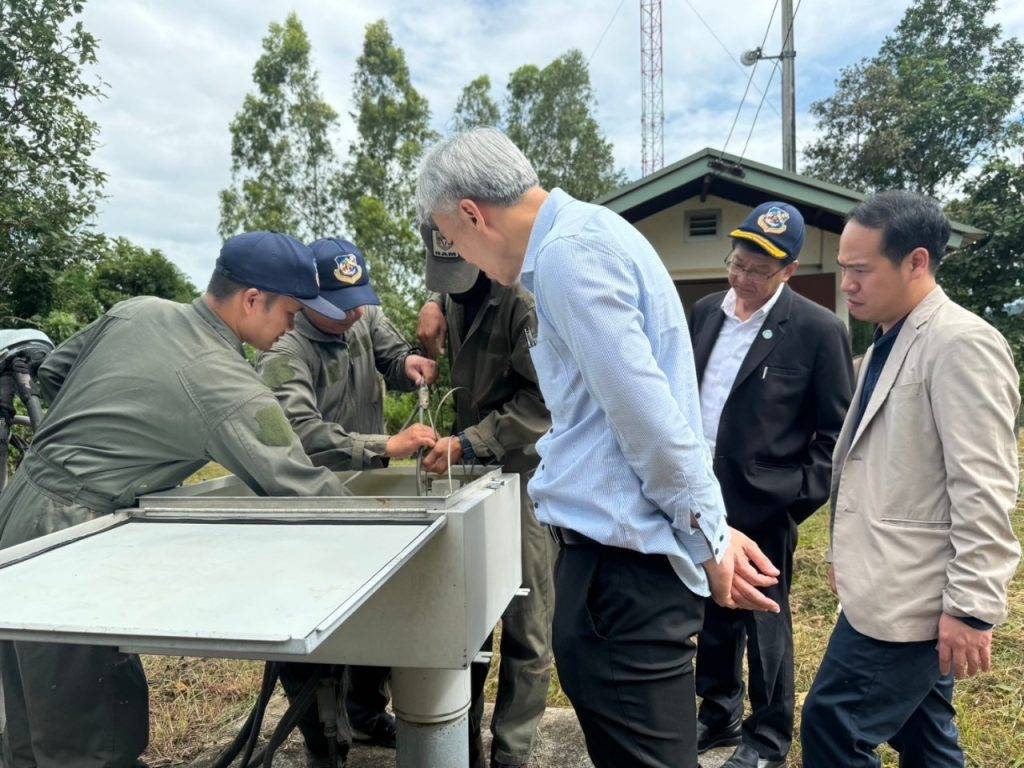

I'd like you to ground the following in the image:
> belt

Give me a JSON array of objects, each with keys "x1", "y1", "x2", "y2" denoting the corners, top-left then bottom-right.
[
  {"x1": 548, "y1": 525, "x2": 601, "y2": 548},
  {"x1": 21, "y1": 452, "x2": 124, "y2": 515}
]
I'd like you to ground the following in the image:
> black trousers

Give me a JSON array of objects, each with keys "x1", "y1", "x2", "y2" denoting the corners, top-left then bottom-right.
[
  {"x1": 345, "y1": 665, "x2": 391, "y2": 731},
  {"x1": 468, "y1": 632, "x2": 494, "y2": 766},
  {"x1": 552, "y1": 540, "x2": 705, "y2": 768},
  {"x1": 695, "y1": 517, "x2": 797, "y2": 761},
  {"x1": 801, "y1": 612, "x2": 963, "y2": 768},
  {"x1": 0, "y1": 640, "x2": 148, "y2": 768},
  {"x1": 278, "y1": 663, "x2": 350, "y2": 759}
]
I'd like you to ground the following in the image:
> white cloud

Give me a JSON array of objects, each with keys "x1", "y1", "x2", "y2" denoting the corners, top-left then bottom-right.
[{"x1": 78, "y1": 0, "x2": 1024, "y2": 285}]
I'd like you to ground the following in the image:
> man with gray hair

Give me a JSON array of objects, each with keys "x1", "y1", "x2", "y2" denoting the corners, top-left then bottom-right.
[{"x1": 416, "y1": 127, "x2": 782, "y2": 768}]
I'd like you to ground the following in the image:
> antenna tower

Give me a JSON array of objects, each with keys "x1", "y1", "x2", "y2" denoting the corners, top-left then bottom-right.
[{"x1": 640, "y1": 0, "x2": 664, "y2": 176}]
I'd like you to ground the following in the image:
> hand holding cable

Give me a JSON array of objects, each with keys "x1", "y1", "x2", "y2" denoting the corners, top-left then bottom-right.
[{"x1": 404, "y1": 354, "x2": 438, "y2": 386}]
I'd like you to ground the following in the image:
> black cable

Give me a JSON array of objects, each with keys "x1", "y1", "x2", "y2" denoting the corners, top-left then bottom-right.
[
  {"x1": 588, "y1": 0, "x2": 627, "y2": 65},
  {"x1": 239, "y1": 662, "x2": 280, "y2": 768},
  {"x1": 738, "y1": 0, "x2": 803, "y2": 163},
  {"x1": 680, "y1": 0, "x2": 782, "y2": 118},
  {"x1": 260, "y1": 673, "x2": 320, "y2": 768},
  {"x1": 209, "y1": 661, "x2": 278, "y2": 768},
  {"x1": 718, "y1": 0, "x2": 780, "y2": 159},
  {"x1": 208, "y1": 691, "x2": 259, "y2": 768}
]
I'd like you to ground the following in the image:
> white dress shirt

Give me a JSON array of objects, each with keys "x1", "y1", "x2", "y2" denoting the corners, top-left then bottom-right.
[{"x1": 700, "y1": 284, "x2": 784, "y2": 456}]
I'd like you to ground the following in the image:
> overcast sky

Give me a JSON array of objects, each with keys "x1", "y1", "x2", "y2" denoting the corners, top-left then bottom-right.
[{"x1": 78, "y1": 0, "x2": 1024, "y2": 287}]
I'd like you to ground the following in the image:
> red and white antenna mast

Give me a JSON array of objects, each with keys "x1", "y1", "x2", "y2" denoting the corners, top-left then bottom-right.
[{"x1": 640, "y1": 0, "x2": 664, "y2": 176}]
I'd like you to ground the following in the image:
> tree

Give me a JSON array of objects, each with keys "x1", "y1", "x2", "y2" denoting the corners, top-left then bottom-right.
[
  {"x1": 219, "y1": 13, "x2": 343, "y2": 242},
  {"x1": 451, "y1": 75, "x2": 500, "y2": 132},
  {"x1": 0, "y1": 0, "x2": 107, "y2": 323},
  {"x1": 341, "y1": 20, "x2": 437, "y2": 337},
  {"x1": 29, "y1": 236, "x2": 198, "y2": 343},
  {"x1": 503, "y1": 50, "x2": 625, "y2": 201},
  {"x1": 943, "y1": 148, "x2": 1024, "y2": 392},
  {"x1": 92, "y1": 237, "x2": 198, "y2": 308},
  {"x1": 804, "y1": 0, "x2": 1023, "y2": 197}
]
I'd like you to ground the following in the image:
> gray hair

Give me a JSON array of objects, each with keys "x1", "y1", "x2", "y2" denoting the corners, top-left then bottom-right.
[{"x1": 416, "y1": 128, "x2": 539, "y2": 216}]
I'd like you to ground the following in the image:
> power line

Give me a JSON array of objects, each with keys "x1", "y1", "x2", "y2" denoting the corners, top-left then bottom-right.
[
  {"x1": 718, "y1": 0, "x2": 779, "y2": 159},
  {"x1": 679, "y1": 0, "x2": 781, "y2": 118},
  {"x1": 588, "y1": 0, "x2": 629, "y2": 64},
  {"x1": 738, "y1": 0, "x2": 802, "y2": 163}
]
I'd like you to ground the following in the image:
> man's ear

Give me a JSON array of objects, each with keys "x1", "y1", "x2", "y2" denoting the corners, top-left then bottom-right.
[
  {"x1": 459, "y1": 199, "x2": 484, "y2": 229},
  {"x1": 906, "y1": 247, "x2": 931, "y2": 277},
  {"x1": 782, "y1": 261, "x2": 799, "y2": 281},
  {"x1": 240, "y1": 287, "x2": 261, "y2": 314}
]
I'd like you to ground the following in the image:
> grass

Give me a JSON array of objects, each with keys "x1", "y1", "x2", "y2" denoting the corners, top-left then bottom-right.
[{"x1": 144, "y1": 454, "x2": 1024, "y2": 766}]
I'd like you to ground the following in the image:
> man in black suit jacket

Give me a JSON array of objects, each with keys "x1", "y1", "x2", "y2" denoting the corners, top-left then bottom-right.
[{"x1": 690, "y1": 202, "x2": 854, "y2": 768}]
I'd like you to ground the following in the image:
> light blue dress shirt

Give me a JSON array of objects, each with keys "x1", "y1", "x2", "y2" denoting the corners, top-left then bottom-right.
[{"x1": 521, "y1": 188, "x2": 730, "y2": 596}]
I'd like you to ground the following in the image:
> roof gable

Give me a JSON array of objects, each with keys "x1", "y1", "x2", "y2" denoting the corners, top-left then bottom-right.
[{"x1": 595, "y1": 148, "x2": 984, "y2": 249}]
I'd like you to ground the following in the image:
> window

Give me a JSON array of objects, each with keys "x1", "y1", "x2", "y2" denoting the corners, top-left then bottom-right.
[{"x1": 685, "y1": 209, "x2": 720, "y2": 240}]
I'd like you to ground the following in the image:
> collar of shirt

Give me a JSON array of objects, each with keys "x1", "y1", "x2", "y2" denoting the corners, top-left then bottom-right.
[
  {"x1": 720, "y1": 282, "x2": 785, "y2": 325},
  {"x1": 521, "y1": 187, "x2": 569, "y2": 289},
  {"x1": 192, "y1": 297, "x2": 245, "y2": 357},
  {"x1": 294, "y1": 311, "x2": 344, "y2": 344},
  {"x1": 873, "y1": 316, "x2": 907, "y2": 348}
]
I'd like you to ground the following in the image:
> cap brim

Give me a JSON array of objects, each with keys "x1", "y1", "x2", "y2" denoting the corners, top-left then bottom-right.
[
  {"x1": 729, "y1": 228, "x2": 790, "y2": 260},
  {"x1": 295, "y1": 294, "x2": 350, "y2": 321},
  {"x1": 426, "y1": 254, "x2": 480, "y2": 294},
  {"x1": 317, "y1": 283, "x2": 381, "y2": 313}
]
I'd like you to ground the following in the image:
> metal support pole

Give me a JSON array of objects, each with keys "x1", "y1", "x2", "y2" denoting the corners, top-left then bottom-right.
[
  {"x1": 0, "y1": 373, "x2": 11, "y2": 741},
  {"x1": 780, "y1": 0, "x2": 797, "y2": 173},
  {"x1": 391, "y1": 667, "x2": 471, "y2": 768},
  {"x1": 0, "y1": 372, "x2": 17, "y2": 493}
]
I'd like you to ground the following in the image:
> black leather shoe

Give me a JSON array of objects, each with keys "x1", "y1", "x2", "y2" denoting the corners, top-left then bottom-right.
[
  {"x1": 305, "y1": 748, "x2": 346, "y2": 768},
  {"x1": 721, "y1": 743, "x2": 787, "y2": 768},
  {"x1": 697, "y1": 717, "x2": 742, "y2": 754},
  {"x1": 469, "y1": 733, "x2": 487, "y2": 768},
  {"x1": 351, "y1": 710, "x2": 397, "y2": 748}
]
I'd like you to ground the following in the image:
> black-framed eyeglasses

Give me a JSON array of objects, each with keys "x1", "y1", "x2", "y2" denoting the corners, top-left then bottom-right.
[{"x1": 724, "y1": 254, "x2": 785, "y2": 284}]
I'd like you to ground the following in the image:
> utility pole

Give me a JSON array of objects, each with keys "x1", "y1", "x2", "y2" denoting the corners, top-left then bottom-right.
[
  {"x1": 780, "y1": 0, "x2": 796, "y2": 172},
  {"x1": 640, "y1": 0, "x2": 664, "y2": 177},
  {"x1": 742, "y1": 2, "x2": 798, "y2": 172}
]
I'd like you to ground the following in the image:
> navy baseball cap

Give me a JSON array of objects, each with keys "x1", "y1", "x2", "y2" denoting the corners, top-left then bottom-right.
[
  {"x1": 730, "y1": 202, "x2": 805, "y2": 262},
  {"x1": 308, "y1": 238, "x2": 380, "y2": 313},
  {"x1": 216, "y1": 231, "x2": 347, "y2": 320},
  {"x1": 419, "y1": 221, "x2": 480, "y2": 294}
]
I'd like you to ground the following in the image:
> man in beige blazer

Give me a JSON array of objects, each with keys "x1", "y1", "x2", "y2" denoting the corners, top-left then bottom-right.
[{"x1": 800, "y1": 191, "x2": 1020, "y2": 768}]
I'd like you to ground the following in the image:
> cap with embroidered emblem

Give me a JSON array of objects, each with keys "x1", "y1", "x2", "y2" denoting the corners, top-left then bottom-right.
[
  {"x1": 730, "y1": 201, "x2": 805, "y2": 262},
  {"x1": 420, "y1": 221, "x2": 480, "y2": 294},
  {"x1": 215, "y1": 231, "x2": 347, "y2": 320},
  {"x1": 308, "y1": 238, "x2": 380, "y2": 313}
]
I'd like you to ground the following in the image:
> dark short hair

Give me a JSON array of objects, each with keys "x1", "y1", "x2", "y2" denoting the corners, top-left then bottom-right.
[
  {"x1": 848, "y1": 191, "x2": 950, "y2": 272},
  {"x1": 206, "y1": 269, "x2": 277, "y2": 305}
]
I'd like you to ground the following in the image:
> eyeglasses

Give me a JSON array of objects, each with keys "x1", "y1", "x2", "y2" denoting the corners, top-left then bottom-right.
[{"x1": 724, "y1": 255, "x2": 785, "y2": 284}]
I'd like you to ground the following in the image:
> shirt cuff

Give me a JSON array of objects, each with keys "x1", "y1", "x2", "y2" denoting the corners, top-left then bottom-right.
[
  {"x1": 460, "y1": 425, "x2": 499, "y2": 461},
  {"x1": 352, "y1": 435, "x2": 389, "y2": 470},
  {"x1": 458, "y1": 432, "x2": 477, "y2": 461},
  {"x1": 680, "y1": 517, "x2": 730, "y2": 565},
  {"x1": 954, "y1": 615, "x2": 994, "y2": 631},
  {"x1": 680, "y1": 527, "x2": 714, "y2": 564}
]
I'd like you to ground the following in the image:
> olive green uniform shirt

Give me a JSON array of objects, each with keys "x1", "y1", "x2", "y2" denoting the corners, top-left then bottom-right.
[
  {"x1": 0, "y1": 297, "x2": 347, "y2": 768},
  {"x1": 434, "y1": 283, "x2": 555, "y2": 765},
  {"x1": 257, "y1": 307, "x2": 416, "y2": 471},
  {"x1": 0, "y1": 296, "x2": 346, "y2": 541},
  {"x1": 436, "y1": 283, "x2": 549, "y2": 474}
]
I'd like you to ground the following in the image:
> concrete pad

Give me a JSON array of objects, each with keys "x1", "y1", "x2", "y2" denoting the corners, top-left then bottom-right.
[{"x1": 188, "y1": 702, "x2": 732, "y2": 767}]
